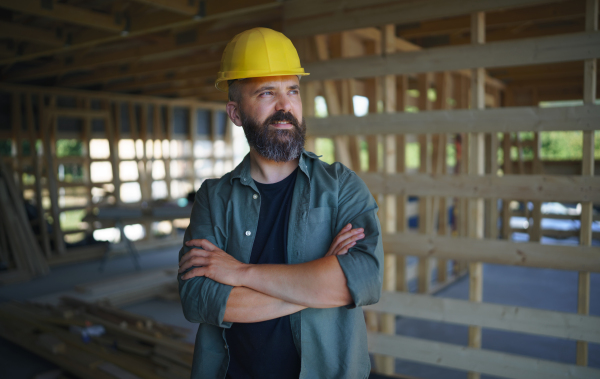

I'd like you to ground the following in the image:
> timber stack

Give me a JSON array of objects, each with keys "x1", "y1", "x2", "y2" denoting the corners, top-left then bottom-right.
[
  {"x1": 0, "y1": 158, "x2": 49, "y2": 285},
  {"x1": 0, "y1": 298, "x2": 193, "y2": 379}
]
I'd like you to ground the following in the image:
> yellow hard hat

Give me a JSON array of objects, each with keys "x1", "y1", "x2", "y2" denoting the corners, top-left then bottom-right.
[{"x1": 215, "y1": 27, "x2": 309, "y2": 92}]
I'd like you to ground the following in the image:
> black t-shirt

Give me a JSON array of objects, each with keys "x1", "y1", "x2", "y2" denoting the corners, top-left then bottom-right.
[{"x1": 225, "y1": 168, "x2": 301, "y2": 379}]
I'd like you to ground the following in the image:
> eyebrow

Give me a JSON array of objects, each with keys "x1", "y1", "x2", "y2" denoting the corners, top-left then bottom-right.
[{"x1": 252, "y1": 84, "x2": 300, "y2": 95}]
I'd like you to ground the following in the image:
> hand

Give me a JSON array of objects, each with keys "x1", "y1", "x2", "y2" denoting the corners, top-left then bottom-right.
[
  {"x1": 324, "y1": 223, "x2": 365, "y2": 257},
  {"x1": 178, "y1": 239, "x2": 248, "y2": 286}
]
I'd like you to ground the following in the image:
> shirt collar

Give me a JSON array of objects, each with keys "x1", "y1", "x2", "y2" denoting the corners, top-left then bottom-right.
[{"x1": 229, "y1": 149, "x2": 319, "y2": 186}]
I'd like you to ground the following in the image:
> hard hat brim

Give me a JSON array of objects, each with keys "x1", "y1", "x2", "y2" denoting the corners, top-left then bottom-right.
[{"x1": 215, "y1": 72, "x2": 310, "y2": 92}]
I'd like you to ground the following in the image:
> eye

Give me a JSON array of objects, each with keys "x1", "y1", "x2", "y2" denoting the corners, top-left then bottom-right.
[
  {"x1": 259, "y1": 91, "x2": 273, "y2": 97},
  {"x1": 290, "y1": 89, "x2": 299, "y2": 95}
]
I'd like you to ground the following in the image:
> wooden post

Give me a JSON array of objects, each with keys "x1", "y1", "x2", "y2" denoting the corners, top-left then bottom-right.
[
  {"x1": 396, "y1": 75, "x2": 408, "y2": 292},
  {"x1": 468, "y1": 12, "x2": 486, "y2": 379},
  {"x1": 41, "y1": 95, "x2": 66, "y2": 255},
  {"x1": 417, "y1": 73, "x2": 433, "y2": 294},
  {"x1": 10, "y1": 93, "x2": 22, "y2": 193},
  {"x1": 379, "y1": 23, "x2": 397, "y2": 376},
  {"x1": 27, "y1": 93, "x2": 51, "y2": 258},
  {"x1": 530, "y1": 132, "x2": 543, "y2": 242},
  {"x1": 304, "y1": 80, "x2": 317, "y2": 152},
  {"x1": 165, "y1": 105, "x2": 173, "y2": 200},
  {"x1": 578, "y1": 0, "x2": 597, "y2": 367},
  {"x1": 435, "y1": 72, "x2": 451, "y2": 283},
  {"x1": 107, "y1": 101, "x2": 122, "y2": 206},
  {"x1": 501, "y1": 131, "x2": 512, "y2": 240}
]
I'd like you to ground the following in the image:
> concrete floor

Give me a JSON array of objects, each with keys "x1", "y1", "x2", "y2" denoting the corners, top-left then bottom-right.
[{"x1": 0, "y1": 239, "x2": 598, "y2": 379}]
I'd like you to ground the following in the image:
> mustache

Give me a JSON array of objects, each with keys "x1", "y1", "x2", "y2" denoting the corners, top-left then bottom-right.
[{"x1": 264, "y1": 110, "x2": 300, "y2": 127}]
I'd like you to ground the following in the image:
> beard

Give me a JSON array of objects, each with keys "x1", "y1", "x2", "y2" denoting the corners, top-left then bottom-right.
[{"x1": 240, "y1": 108, "x2": 306, "y2": 163}]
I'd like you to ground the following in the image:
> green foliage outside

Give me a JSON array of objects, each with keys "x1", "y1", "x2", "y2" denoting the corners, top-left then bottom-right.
[
  {"x1": 60, "y1": 209, "x2": 86, "y2": 231},
  {"x1": 56, "y1": 139, "x2": 83, "y2": 157}
]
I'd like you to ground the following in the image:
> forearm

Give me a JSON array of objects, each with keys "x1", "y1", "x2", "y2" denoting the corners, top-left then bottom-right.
[
  {"x1": 223, "y1": 286, "x2": 306, "y2": 323},
  {"x1": 240, "y1": 255, "x2": 352, "y2": 308}
]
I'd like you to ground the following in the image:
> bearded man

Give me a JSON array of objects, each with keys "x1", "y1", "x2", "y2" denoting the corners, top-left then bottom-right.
[{"x1": 178, "y1": 27, "x2": 384, "y2": 379}]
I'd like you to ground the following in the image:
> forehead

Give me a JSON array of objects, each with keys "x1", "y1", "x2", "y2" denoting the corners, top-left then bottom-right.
[{"x1": 242, "y1": 75, "x2": 300, "y2": 93}]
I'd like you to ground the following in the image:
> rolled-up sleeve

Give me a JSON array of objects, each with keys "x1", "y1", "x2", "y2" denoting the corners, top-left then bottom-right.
[
  {"x1": 335, "y1": 171, "x2": 384, "y2": 308},
  {"x1": 178, "y1": 182, "x2": 233, "y2": 328}
]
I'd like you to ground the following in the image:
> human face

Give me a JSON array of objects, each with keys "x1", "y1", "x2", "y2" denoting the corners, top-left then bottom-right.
[{"x1": 226, "y1": 76, "x2": 306, "y2": 162}]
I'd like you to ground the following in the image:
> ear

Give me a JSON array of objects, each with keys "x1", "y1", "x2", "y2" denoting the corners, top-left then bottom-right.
[{"x1": 226, "y1": 101, "x2": 242, "y2": 127}]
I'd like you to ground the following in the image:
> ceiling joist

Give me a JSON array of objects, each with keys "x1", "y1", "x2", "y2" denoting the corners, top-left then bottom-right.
[{"x1": 0, "y1": 0, "x2": 123, "y2": 33}]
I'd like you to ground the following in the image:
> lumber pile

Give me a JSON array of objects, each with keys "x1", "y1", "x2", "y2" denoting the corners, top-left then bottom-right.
[
  {"x1": 0, "y1": 298, "x2": 193, "y2": 379},
  {"x1": 33, "y1": 268, "x2": 180, "y2": 307},
  {"x1": 0, "y1": 159, "x2": 49, "y2": 285}
]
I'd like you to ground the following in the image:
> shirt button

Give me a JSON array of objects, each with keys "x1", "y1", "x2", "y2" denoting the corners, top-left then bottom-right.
[
  {"x1": 245, "y1": 231, "x2": 251, "y2": 236},
  {"x1": 224, "y1": 345, "x2": 228, "y2": 349},
  {"x1": 253, "y1": 194, "x2": 258, "y2": 199}
]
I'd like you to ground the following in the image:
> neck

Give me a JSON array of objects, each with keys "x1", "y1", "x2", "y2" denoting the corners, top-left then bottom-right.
[{"x1": 249, "y1": 148, "x2": 300, "y2": 184}]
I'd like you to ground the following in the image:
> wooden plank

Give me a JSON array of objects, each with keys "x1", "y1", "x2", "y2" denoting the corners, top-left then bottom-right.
[
  {"x1": 306, "y1": 103, "x2": 600, "y2": 136},
  {"x1": 358, "y1": 172, "x2": 600, "y2": 203},
  {"x1": 130, "y1": 0, "x2": 197, "y2": 15},
  {"x1": 107, "y1": 101, "x2": 122, "y2": 205},
  {"x1": 577, "y1": 0, "x2": 598, "y2": 367},
  {"x1": 27, "y1": 93, "x2": 51, "y2": 258},
  {"x1": 0, "y1": 0, "x2": 123, "y2": 32},
  {"x1": 41, "y1": 96, "x2": 65, "y2": 255},
  {"x1": 467, "y1": 14, "x2": 486, "y2": 379},
  {"x1": 284, "y1": 0, "x2": 563, "y2": 36},
  {"x1": 303, "y1": 32, "x2": 600, "y2": 81},
  {"x1": 366, "y1": 291, "x2": 600, "y2": 343},
  {"x1": 367, "y1": 332, "x2": 600, "y2": 379},
  {"x1": 383, "y1": 232, "x2": 600, "y2": 272},
  {"x1": 378, "y1": 24, "x2": 396, "y2": 376}
]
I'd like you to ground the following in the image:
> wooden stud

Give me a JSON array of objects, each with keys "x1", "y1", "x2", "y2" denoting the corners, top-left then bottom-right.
[
  {"x1": 577, "y1": 0, "x2": 598, "y2": 367},
  {"x1": 468, "y1": 12, "x2": 486, "y2": 379},
  {"x1": 41, "y1": 96, "x2": 66, "y2": 255},
  {"x1": 27, "y1": 93, "x2": 51, "y2": 258}
]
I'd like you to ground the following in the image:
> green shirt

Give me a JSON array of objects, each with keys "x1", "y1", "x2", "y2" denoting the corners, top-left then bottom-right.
[{"x1": 178, "y1": 150, "x2": 384, "y2": 378}]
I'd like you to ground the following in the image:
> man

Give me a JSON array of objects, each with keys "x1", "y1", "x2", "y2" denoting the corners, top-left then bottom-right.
[{"x1": 178, "y1": 27, "x2": 384, "y2": 379}]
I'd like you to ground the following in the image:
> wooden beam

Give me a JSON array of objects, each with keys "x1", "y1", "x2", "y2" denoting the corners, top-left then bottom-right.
[
  {"x1": 104, "y1": 66, "x2": 218, "y2": 92},
  {"x1": 130, "y1": 0, "x2": 198, "y2": 15},
  {"x1": 0, "y1": 0, "x2": 123, "y2": 33},
  {"x1": 359, "y1": 172, "x2": 600, "y2": 203},
  {"x1": 367, "y1": 332, "x2": 600, "y2": 379},
  {"x1": 5, "y1": 25, "x2": 241, "y2": 82},
  {"x1": 62, "y1": 54, "x2": 221, "y2": 88},
  {"x1": 0, "y1": 21, "x2": 63, "y2": 47},
  {"x1": 303, "y1": 32, "x2": 600, "y2": 82},
  {"x1": 383, "y1": 232, "x2": 600, "y2": 272},
  {"x1": 367, "y1": 291, "x2": 600, "y2": 343},
  {"x1": 397, "y1": 0, "x2": 585, "y2": 39},
  {"x1": 307, "y1": 104, "x2": 600, "y2": 136},
  {"x1": 283, "y1": 0, "x2": 565, "y2": 37}
]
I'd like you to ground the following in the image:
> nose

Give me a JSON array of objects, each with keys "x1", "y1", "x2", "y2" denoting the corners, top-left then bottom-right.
[{"x1": 274, "y1": 92, "x2": 292, "y2": 113}]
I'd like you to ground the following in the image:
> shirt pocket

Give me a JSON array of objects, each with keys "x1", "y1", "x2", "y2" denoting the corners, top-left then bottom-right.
[{"x1": 304, "y1": 207, "x2": 336, "y2": 261}]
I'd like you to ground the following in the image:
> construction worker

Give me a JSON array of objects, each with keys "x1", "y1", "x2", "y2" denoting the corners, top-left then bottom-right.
[{"x1": 178, "y1": 27, "x2": 383, "y2": 379}]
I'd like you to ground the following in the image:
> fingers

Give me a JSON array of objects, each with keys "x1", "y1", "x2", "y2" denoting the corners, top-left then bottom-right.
[
  {"x1": 184, "y1": 239, "x2": 217, "y2": 251},
  {"x1": 332, "y1": 227, "x2": 364, "y2": 249},
  {"x1": 334, "y1": 231, "x2": 364, "y2": 255},
  {"x1": 181, "y1": 266, "x2": 206, "y2": 280},
  {"x1": 178, "y1": 255, "x2": 210, "y2": 273},
  {"x1": 179, "y1": 247, "x2": 210, "y2": 266},
  {"x1": 325, "y1": 225, "x2": 365, "y2": 257}
]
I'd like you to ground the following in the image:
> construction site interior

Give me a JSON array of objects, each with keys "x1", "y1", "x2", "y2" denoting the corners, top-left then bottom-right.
[{"x1": 0, "y1": 1, "x2": 599, "y2": 378}]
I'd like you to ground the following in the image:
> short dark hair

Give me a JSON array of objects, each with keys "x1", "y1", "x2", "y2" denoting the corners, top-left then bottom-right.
[{"x1": 228, "y1": 80, "x2": 243, "y2": 103}]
